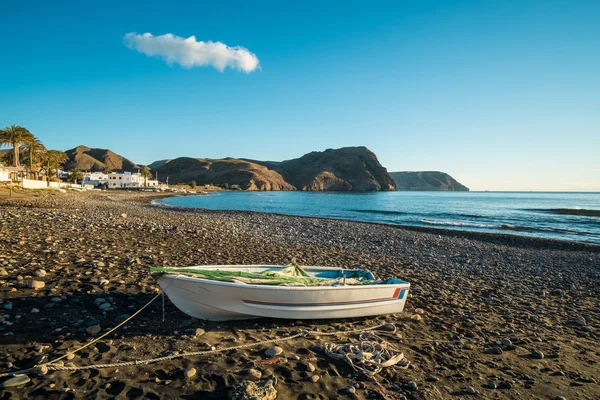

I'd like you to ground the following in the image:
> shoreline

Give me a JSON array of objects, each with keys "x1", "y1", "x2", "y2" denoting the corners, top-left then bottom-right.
[
  {"x1": 0, "y1": 191, "x2": 598, "y2": 399},
  {"x1": 150, "y1": 196, "x2": 600, "y2": 252}
]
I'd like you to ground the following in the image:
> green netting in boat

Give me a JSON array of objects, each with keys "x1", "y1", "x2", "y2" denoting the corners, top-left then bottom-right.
[{"x1": 150, "y1": 264, "x2": 379, "y2": 286}]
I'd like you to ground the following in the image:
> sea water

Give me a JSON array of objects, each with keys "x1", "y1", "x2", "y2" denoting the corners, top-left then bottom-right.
[{"x1": 159, "y1": 191, "x2": 600, "y2": 244}]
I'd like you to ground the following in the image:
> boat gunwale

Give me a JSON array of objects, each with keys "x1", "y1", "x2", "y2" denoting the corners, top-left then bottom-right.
[{"x1": 157, "y1": 264, "x2": 410, "y2": 291}]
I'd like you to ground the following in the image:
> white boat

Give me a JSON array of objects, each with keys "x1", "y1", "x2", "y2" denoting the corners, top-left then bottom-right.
[{"x1": 157, "y1": 265, "x2": 410, "y2": 321}]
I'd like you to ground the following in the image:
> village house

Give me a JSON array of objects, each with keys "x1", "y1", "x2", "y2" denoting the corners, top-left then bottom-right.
[
  {"x1": 107, "y1": 172, "x2": 159, "y2": 189},
  {"x1": 82, "y1": 172, "x2": 109, "y2": 187},
  {"x1": 0, "y1": 166, "x2": 26, "y2": 182}
]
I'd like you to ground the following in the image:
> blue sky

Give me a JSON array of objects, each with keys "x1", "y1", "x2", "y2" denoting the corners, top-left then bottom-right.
[{"x1": 1, "y1": 0, "x2": 599, "y2": 191}]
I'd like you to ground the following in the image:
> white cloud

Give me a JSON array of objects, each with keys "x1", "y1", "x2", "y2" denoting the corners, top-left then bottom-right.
[{"x1": 123, "y1": 32, "x2": 260, "y2": 73}]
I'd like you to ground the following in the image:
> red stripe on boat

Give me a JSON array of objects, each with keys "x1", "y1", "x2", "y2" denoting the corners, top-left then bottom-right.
[{"x1": 243, "y1": 287, "x2": 409, "y2": 307}]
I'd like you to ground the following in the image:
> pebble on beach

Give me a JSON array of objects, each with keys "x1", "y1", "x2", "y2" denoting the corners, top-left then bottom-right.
[
  {"x1": 184, "y1": 367, "x2": 196, "y2": 379},
  {"x1": 265, "y1": 346, "x2": 283, "y2": 357},
  {"x1": 0, "y1": 375, "x2": 31, "y2": 388},
  {"x1": 86, "y1": 325, "x2": 102, "y2": 335}
]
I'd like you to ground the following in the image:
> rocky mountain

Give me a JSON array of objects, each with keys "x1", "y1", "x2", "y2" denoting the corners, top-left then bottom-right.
[
  {"x1": 153, "y1": 147, "x2": 396, "y2": 191},
  {"x1": 64, "y1": 146, "x2": 139, "y2": 172},
  {"x1": 389, "y1": 171, "x2": 469, "y2": 191},
  {"x1": 154, "y1": 157, "x2": 295, "y2": 191}
]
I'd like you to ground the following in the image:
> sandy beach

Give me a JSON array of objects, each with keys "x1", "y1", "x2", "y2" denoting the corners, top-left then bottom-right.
[{"x1": 0, "y1": 190, "x2": 598, "y2": 399}]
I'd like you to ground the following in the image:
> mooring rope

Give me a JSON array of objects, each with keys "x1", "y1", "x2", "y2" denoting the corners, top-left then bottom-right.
[
  {"x1": 0, "y1": 321, "x2": 391, "y2": 377},
  {"x1": 0, "y1": 282, "x2": 468, "y2": 380}
]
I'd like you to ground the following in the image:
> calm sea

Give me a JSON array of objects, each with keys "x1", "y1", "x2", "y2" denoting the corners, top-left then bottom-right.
[{"x1": 158, "y1": 191, "x2": 600, "y2": 244}]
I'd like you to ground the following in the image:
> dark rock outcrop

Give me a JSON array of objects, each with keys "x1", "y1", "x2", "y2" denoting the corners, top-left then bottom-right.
[
  {"x1": 389, "y1": 171, "x2": 469, "y2": 191},
  {"x1": 253, "y1": 146, "x2": 396, "y2": 191}
]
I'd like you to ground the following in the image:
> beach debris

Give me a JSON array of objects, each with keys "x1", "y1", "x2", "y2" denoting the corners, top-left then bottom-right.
[
  {"x1": 265, "y1": 346, "x2": 283, "y2": 357},
  {"x1": 228, "y1": 379, "x2": 277, "y2": 400},
  {"x1": 323, "y1": 331, "x2": 409, "y2": 376},
  {"x1": 255, "y1": 357, "x2": 286, "y2": 366}
]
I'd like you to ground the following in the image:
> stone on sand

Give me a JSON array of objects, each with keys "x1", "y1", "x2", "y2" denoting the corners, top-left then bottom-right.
[
  {"x1": 0, "y1": 374, "x2": 31, "y2": 388},
  {"x1": 29, "y1": 280, "x2": 45, "y2": 290},
  {"x1": 531, "y1": 350, "x2": 544, "y2": 359},
  {"x1": 246, "y1": 369, "x2": 262, "y2": 379},
  {"x1": 184, "y1": 367, "x2": 196, "y2": 379},
  {"x1": 265, "y1": 346, "x2": 283, "y2": 357},
  {"x1": 86, "y1": 325, "x2": 102, "y2": 335}
]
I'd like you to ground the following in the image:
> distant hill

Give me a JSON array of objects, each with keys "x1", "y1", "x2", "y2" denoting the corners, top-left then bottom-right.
[
  {"x1": 153, "y1": 147, "x2": 396, "y2": 191},
  {"x1": 148, "y1": 159, "x2": 171, "y2": 169},
  {"x1": 64, "y1": 145, "x2": 140, "y2": 172},
  {"x1": 389, "y1": 171, "x2": 469, "y2": 191},
  {"x1": 154, "y1": 157, "x2": 295, "y2": 191}
]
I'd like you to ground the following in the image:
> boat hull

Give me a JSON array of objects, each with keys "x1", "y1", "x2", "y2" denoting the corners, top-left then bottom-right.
[{"x1": 158, "y1": 266, "x2": 410, "y2": 321}]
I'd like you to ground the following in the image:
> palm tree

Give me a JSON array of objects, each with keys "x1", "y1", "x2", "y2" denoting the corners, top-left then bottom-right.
[
  {"x1": 140, "y1": 166, "x2": 152, "y2": 187},
  {"x1": 67, "y1": 169, "x2": 83, "y2": 184},
  {"x1": 0, "y1": 125, "x2": 33, "y2": 167},
  {"x1": 41, "y1": 150, "x2": 68, "y2": 182},
  {"x1": 23, "y1": 136, "x2": 46, "y2": 179}
]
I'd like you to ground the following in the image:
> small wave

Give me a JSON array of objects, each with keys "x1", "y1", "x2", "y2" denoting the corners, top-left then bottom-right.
[
  {"x1": 499, "y1": 225, "x2": 582, "y2": 235},
  {"x1": 420, "y1": 219, "x2": 496, "y2": 228},
  {"x1": 523, "y1": 208, "x2": 600, "y2": 217},
  {"x1": 352, "y1": 209, "x2": 487, "y2": 220},
  {"x1": 350, "y1": 209, "x2": 407, "y2": 216}
]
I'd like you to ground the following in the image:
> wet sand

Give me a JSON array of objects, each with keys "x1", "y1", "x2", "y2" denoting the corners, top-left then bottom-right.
[{"x1": 0, "y1": 190, "x2": 598, "y2": 399}]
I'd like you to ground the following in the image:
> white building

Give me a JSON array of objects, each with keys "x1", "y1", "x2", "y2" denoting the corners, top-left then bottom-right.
[
  {"x1": 0, "y1": 166, "x2": 26, "y2": 182},
  {"x1": 0, "y1": 168, "x2": 10, "y2": 182},
  {"x1": 82, "y1": 172, "x2": 108, "y2": 187},
  {"x1": 107, "y1": 172, "x2": 159, "y2": 189}
]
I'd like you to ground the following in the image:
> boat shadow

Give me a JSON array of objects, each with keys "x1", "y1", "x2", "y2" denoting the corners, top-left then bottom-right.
[{"x1": 0, "y1": 291, "x2": 387, "y2": 346}]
